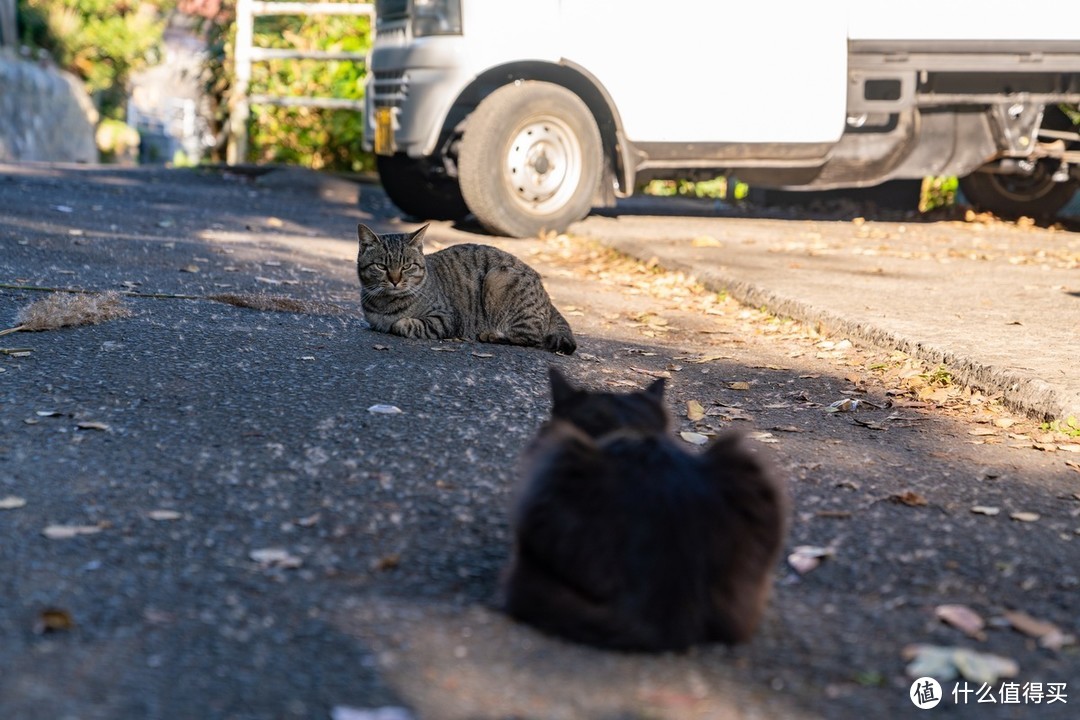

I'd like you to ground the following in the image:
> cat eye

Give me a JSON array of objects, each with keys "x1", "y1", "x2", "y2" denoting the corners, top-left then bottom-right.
[{"x1": 372, "y1": 263, "x2": 388, "y2": 272}]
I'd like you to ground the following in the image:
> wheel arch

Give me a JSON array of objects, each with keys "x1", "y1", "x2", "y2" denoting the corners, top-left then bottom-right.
[{"x1": 437, "y1": 61, "x2": 631, "y2": 207}]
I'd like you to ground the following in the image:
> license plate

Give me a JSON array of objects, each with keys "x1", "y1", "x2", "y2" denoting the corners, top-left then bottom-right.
[{"x1": 374, "y1": 107, "x2": 395, "y2": 156}]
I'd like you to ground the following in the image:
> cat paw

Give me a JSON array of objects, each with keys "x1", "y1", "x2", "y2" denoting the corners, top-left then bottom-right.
[
  {"x1": 544, "y1": 333, "x2": 577, "y2": 355},
  {"x1": 479, "y1": 331, "x2": 510, "y2": 344},
  {"x1": 390, "y1": 318, "x2": 427, "y2": 338}
]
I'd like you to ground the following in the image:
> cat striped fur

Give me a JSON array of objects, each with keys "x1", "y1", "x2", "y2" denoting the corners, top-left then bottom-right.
[{"x1": 356, "y1": 224, "x2": 576, "y2": 354}]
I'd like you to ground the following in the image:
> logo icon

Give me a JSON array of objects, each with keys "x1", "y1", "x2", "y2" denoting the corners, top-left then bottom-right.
[{"x1": 910, "y1": 677, "x2": 943, "y2": 709}]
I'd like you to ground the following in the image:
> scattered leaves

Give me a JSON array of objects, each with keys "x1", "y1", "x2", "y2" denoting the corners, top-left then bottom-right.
[
  {"x1": 903, "y1": 645, "x2": 1018, "y2": 684},
  {"x1": 935, "y1": 604, "x2": 986, "y2": 640}
]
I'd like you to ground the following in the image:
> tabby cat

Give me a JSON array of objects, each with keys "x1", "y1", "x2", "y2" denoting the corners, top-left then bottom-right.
[
  {"x1": 502, "y1": 367, "x2": 787, "y2": 651},
  {"x1": 356, "y1": 224, "x2": 576, "y2": 354}
]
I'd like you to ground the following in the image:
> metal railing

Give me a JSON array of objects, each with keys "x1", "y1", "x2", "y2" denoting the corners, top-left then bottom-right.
[{"x1": 228, "y1": 0, "x2": 373, "y2": 164}]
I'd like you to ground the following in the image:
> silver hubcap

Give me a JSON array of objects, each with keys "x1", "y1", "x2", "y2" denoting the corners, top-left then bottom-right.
[{"x1": 506, "y1": 116, "x2": 582, "y2": 215}]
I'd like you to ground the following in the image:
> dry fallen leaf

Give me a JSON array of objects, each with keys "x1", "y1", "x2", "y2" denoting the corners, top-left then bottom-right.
[
  {"x1": 331, "y1": 706, "x2": 416, "y2": 720},
  {"x1": 1001, "y1": 610, "x2": 1076, "y2": 649},
  {"x1": 250, "y1": 548, "x2": 302, "y2": 569},
  {"x1": 631, "y1": 367, "x2": 672, "y2": 379},
  {"x1": 34, "y1": 608, "x2": 75, "y2": 634},
  {"x1": 367, "y1": 404, "x2": 402, "y2": 415},
  {"x1": 728, "y1": 381, "x2": 751, "y2": 391},
  {"x1": 935, "y1": 604, "x2": 987, "y2": 640},
  {"x1": 147, "y1": 510, "x2": 182, "y2": 521},
  {"x1": 0, "y1": 496, "x2": 27, "y2": 510},
  {"x1": 371, "y1": 553, "x2": 401, "y2": 572},
  {"x1": 1009, "y1": 511, "x2": 1040, "y2": 523},
  {"x1": 686, "y1": 400, "x2": 705, "y2": 422},
  {"x1": 679, "y1": 431, "x2": 709, "y2": 446},
  {"x1": 788, "y1": 545, "x2": 832, "y2": 575},
  {"x1": 691, "y1": 235, "x2": 722, "y2": 248},
  {"x1": 890, "y1": 491, "x2": 929, "y2": 507},
  {"x1": 76, "y1": 421, "x2": 110, "y2": 431},
  {"x1": 43, "y1": 524, "x2": 103, "y2": 539},
  {"x1": 471, "y1": 352, "x2": 494, "y2": 358},
  {"x1": 970, "y1": 506, "x2": 1000, "y2": 516}
]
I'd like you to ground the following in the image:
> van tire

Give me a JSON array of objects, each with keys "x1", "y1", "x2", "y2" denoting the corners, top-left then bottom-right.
[
  {"x1": 960, "y1": 165, "x2": 1078, "y2": 219},
  {"x1": 458, "y1": 81, "x2": 602, "y2": 238},
  {"x1": 376, "y1": 154, "x2": 470, "y2": 221}
]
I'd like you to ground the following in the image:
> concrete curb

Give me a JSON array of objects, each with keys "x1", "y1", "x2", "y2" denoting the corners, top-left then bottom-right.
[{"x1": 601, "y1": 237, "x2": 1080, "y2": 422}]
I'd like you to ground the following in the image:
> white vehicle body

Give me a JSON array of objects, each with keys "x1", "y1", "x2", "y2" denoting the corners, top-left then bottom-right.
[{"x1": 365, "y1": 0, "x2": 1080, "y2": 237}]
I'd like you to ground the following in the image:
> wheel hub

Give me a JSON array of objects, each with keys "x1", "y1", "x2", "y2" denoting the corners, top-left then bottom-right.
[{"x1": 506, "y1": 118, "x2": 581, "y2": 212}]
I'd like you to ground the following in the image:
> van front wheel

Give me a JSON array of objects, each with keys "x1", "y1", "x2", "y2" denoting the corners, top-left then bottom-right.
[{"x1": 458, "y1": 81, "x2": 602, "y2": 238}]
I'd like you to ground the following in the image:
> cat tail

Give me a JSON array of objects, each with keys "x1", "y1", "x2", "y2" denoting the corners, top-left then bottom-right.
[
  {"x1": 543, "y1": 305, "x2": 577, "y2": 355},
  {"x1": 702, "y1": 433, "x2": 788, "y2": 644}
]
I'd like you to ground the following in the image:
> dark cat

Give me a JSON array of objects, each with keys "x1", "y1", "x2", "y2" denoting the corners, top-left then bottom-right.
[
  {"x1": 502, "y1": 367, "x2": 787, "y2": 651},
  {"x1": 356, "y1": 224, "x2": 576, "y2": 353}
]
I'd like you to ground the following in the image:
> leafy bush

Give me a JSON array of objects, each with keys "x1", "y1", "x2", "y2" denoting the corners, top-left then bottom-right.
[
  {"x1": 17, "y1": 0, "x2": 171, "y2": 119},
  {"x1": 248, "y1": 12, "x2": 372, "y2": 171},
  {"x1": 195, "y1": 1, "x2": 373, "y2": 171}
]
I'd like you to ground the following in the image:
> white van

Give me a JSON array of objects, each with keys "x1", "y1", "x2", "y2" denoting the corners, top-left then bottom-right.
[{"x1": 364, "y1": 1, "x2": 1080, "y2": 237}]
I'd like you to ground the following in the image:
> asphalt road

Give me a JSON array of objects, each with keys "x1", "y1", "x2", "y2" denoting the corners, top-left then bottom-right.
[{"x1": 1, "y1": 164, "x2": 1078, "y2": 720}]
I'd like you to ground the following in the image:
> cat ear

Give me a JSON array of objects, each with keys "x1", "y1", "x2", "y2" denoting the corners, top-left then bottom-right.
[
  {"x1": 548, "y1": 366, "x2": 580, "y2": 411},
  {"x1": 357, "y1": 224, "x2": 380, "y2": 251},
  {"x1": 408, "y1": 224, "x2": 429, "y2": 249},
  {"x1": 645, "y1": 377, "x2": 666, "y2": 400}
]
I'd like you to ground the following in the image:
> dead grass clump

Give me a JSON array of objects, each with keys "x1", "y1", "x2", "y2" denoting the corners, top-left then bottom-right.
[
  {"x1": 1, "y1": 291, "x2": 133, "y2": 336},
  {"x1": 209, "y1": 293, "x2": 345, "y2": 316}
]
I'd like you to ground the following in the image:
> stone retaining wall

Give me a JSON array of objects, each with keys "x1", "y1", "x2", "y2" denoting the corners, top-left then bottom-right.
[{"x1": 0, "y1": 50, "x2": 97, "y2": 163}]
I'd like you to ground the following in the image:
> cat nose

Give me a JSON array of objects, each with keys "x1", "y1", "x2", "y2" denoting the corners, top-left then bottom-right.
[{"x1": 388, "y1": 271, "x2": 403, "y2": 284}]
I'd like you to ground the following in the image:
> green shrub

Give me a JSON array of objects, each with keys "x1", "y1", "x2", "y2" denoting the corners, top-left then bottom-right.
[
  {"x1": 17, "y1": 0, "x2": 171, "y2": 120},
  {"x1": 196, "y1": 2, "x2": 373, "y2": 171},
  {"x1": 248, "y1": 12, "x2": 372, "y2": 171}
]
